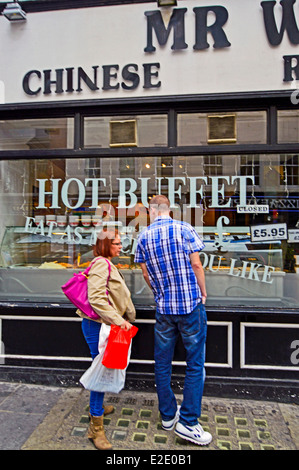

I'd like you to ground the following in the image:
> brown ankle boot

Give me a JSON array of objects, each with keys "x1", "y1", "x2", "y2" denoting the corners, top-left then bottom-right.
[
  {"x1": 88, "y1": 405, "x2": 114, "y2": 420},
  {"x1": 88, "y1": 415, "x2": 112, "y2": 450},
  {"x1": 103, "y1": 405, "x2": 114, "y2": 416}
]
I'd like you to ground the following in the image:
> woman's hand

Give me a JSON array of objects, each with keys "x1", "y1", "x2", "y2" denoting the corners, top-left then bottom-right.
[{"x1": 120, "y1": 320, "x2": 132, "y2": 331}]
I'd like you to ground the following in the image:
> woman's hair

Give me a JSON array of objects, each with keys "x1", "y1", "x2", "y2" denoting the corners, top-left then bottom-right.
[{"x1": 93, "y1": 228, "x2": 119, "y2": 258}]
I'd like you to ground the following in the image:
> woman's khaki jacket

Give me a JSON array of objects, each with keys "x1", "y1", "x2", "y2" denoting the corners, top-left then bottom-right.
[{"x1": 76, "y1": 257, "x2": 136, "y2": 326}]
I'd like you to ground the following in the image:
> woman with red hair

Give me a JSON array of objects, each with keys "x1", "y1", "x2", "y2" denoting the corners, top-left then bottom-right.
[{"x1": 77, "y1": 228, "x2": 136, "y2": 450}]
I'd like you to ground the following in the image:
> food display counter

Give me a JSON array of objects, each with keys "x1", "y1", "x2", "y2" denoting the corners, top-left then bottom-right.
[{"x1": 0, "y1": 222, "x2": 291, "y2": 307}]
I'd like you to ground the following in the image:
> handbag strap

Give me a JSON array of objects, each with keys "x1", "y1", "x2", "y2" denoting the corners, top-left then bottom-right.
[{"x1": 84, "y1": 257, "x2": 112, "y2": 305}]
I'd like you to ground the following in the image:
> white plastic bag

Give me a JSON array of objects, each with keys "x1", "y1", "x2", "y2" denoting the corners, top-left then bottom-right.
[{"x1": 80, "y1": 323, "x2": 131, "y2": 394}]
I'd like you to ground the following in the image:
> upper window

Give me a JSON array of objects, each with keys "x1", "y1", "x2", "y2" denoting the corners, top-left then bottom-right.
[
  {"x1": 0, "y1": 118, "x2": 74, "y2": 150},
  {"x1": 84, "y1": 115, "x2": 168, "y2": 148},
  {"x1": 177, "y1": 111, "x2": 267, "y2": 146},
  {"x1": 278, "y1": 110, "x2": 299, "y2": 144}
]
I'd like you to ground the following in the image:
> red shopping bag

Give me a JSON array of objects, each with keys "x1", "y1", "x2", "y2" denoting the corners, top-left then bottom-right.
[{"x1": 102, "y1": 324, "x2": 138, "y2": 370}]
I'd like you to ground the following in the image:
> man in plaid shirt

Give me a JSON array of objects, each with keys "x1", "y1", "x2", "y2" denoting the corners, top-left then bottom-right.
[{"x1": 134, "y1": 195, "x2": 212, "y2": 446}]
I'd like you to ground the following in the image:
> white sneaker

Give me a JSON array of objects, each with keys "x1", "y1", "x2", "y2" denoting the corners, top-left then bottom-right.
[
  {"x1": 175, "y1": 422, "x2": 212, "y2": 446},
  {"x1": 161, "y1": 405, "x2": 181, "y2": 431}
]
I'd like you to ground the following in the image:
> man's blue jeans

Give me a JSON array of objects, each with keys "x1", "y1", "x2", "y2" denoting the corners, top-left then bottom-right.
[
  {"x1": 154, "y1": 303, "x2": 207, "y2": 427},
  {"x1": 81, "y1": 318, "x2": 105, "y2": 417}
]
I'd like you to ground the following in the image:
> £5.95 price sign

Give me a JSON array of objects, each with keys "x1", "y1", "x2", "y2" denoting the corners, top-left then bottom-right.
[{"x1": 251, "y1": 223, "x2": 288, "y2": 242}]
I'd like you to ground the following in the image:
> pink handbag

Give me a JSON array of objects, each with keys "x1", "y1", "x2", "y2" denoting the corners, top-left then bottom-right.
[{"x1": 61, "y1": 257, "x2": 111, "y2": 320}]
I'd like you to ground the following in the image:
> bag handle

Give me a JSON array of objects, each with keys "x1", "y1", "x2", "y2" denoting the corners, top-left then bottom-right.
[{"x1": 84, "y1": 257, "x2": 112, "y2": 305}]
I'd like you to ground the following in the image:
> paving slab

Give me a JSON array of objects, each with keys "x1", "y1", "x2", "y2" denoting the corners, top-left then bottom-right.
[
  {"x1": 0, "y1": 382, "x2": 63, "y2": 450},
  {"x1": 14, "y1": 384, "x2": 298, "y2": 452}
]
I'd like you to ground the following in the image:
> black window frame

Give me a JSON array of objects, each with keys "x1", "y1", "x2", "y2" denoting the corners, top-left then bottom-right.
[{"x1": 0, "y1": 93, "x2": 298, "y2": 160}]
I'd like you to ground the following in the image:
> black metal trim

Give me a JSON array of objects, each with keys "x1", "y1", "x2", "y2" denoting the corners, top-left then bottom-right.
[
  {"x1": 74, "y1": 112, "x2": 82, "y2": 150},
  {"x1": 0, "y1": 301, "x2": 298, "y2": 316},
  {"x1": 0, "y1": 0, "x2": 154, "y2": 14},
  {"x1": 0, "y1": 143, "x2": 299, "y2": 161},
  {"x1": 0, "y1": 89, "x2": 296, "y2": 113},
  {"x1": 168, "y1": 108, "x2": 177, "y2": 148},
  {"x1": 268, "y1": 106, "x2": 276, "y2": 145}
]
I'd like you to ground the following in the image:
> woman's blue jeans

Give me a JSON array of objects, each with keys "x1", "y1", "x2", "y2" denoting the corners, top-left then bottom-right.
[
  {"x1": 154, "y1": 303, "x2": 207, "y2": 427},
  {"x1": 81, "y1": 318, "x2": 105, "y2": 417}
]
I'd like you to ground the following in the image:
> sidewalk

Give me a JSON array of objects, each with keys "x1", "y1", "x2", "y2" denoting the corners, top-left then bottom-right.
[{"x1": 0, "y1": 381, "x2": 298, "y2": 451}]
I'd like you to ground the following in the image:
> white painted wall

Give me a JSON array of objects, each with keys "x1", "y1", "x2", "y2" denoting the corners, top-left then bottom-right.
[{"x1": 0, "y1": 0, "x2": 298, "y2": 104}]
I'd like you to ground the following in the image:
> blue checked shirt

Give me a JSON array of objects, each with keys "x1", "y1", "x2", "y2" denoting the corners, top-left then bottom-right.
[{"x1": 134, "y1": 216, "x2": 205, "y2": 315}]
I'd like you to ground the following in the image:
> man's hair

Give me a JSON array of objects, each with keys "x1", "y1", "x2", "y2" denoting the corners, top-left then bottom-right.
[{"x1": 149, "y1": 195, "x2": 170, "y2": 212}]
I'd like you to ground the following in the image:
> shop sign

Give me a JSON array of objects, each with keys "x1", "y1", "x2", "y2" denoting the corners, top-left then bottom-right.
[
  {"x1": 22, "y1": 173, "x2": 283, "y2": 286},
  {"x1": 199, "y1": 216, "x2": 278, "y2": 284},
  {"x1": 23, "y1": 213, "x2": 279, "y2": 285},
  {"x1": 251, "y1": 223, "x2": 288, "y2": 242},
  {"x1": 288, "y1": 229, "x2": 299, "y2": 242},
  {"x1": 22, "y1": 64, "x2": 162, "y2": 96},
  {"x1": 35, "y1": 175, "x2": 255, "y2": 210},
  {"x1": 5, "y1": 0, "x2": 298, "y2": 103},
  {"x1": 266, "y1": 198, "x2": 299, "y2": 209},
  {"x1": 237, "y1": 205, "x2": 269, "y2": 214}
]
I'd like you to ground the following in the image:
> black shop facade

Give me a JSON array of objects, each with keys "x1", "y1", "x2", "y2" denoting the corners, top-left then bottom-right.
[{"x1": 0, "y1": 0, "x2": 298, "y2": 401}]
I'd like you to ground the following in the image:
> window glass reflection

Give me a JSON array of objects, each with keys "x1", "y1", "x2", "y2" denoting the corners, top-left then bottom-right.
[
  {"x1": 0, "y1": 118, "x2": 74, "y2": 150},
  {"x1": 177, "y1": 111, "x2": 267, "y2": 146},
  {"x1": 278, "y1": 110, "x2": 299, "y2": 144},
  {"x1": 84, "y1": 115, "x2": 167, "y2": 148},
  {"x1": 0, "y1": 155, "x2": 298, "y2": 308}
]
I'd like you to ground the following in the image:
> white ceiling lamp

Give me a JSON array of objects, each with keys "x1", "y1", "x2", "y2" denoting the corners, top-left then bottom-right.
[
  {"x1": 157, "y1": 0, "x2": 177, "y2": 6},
  {"x1": 2, "y1": 2, "x2": 27, "y2": 22}
]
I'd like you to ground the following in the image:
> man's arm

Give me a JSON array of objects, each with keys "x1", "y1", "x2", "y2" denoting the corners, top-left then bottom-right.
[
  {"x1": 140, "y1": 262, "x2": 152, "y2": 289},
  {"x1": 189, "y1": 251, "x2": 207, "y2": 304}
]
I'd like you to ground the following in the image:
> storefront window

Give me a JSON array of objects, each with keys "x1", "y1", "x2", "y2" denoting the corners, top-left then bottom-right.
[
  {"x1": 0, "y1": 154, "x2": 298, "y2": 308},
  {"x1": 177, "y1": 111, "x2": 267, "y2": 146},
  {"x1": 278, "y1": 110, "x2": 299, "y2": 144},
  {"x1": 84, "y1": 115, "x2": 168, "y2": 148},
  {"x1": 0, "y1": 118, "x2": 74, "y2": 150}
]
